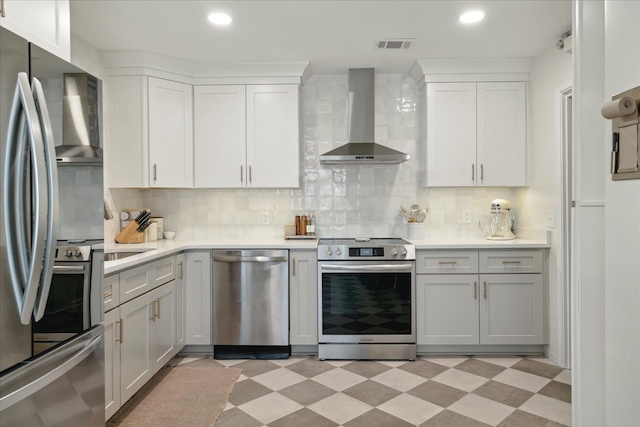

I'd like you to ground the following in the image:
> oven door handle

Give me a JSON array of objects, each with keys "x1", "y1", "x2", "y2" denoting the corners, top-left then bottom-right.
[
  {"x1": 320, "y1": 264, "x2": 414, "y2": 273},
  {"x1": 52, "y1": 265, "x2": 86, "y2": 273}
]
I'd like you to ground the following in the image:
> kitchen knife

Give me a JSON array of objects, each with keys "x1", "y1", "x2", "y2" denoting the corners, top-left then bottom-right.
[
  {"x1": 135, "y1": 211, "x2": 151, "y2": 231},
  {"x1": 138, "y1": 219, "x2": 153, "y2": 232}
]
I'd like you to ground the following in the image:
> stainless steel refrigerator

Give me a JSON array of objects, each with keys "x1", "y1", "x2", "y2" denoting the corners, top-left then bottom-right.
[{"x1": 0, "y1": 27, "x2": 105, "y2": 426}]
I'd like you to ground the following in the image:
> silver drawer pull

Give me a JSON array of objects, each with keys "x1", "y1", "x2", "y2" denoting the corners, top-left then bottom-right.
[
  {"x1": 502, "y1": 260, "x2": 522, "y2": 264},
  {"x1": 438, "y1": 261, "x2": 458, "y2": 265},
  {"x1": 104, "y1": 292, "x2": 113, "y2": 298}
]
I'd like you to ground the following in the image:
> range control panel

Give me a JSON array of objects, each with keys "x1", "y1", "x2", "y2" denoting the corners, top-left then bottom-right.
[{"x1": 317, "y1": 238, "x2": 415, "y2": 261}]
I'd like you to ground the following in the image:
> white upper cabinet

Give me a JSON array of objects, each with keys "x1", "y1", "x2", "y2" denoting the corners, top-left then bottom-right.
[
  {"x1": 148, "y1": 78, "x2": 194, "y2": 188},
  {"x1": 0, "y1": 0, "x2": 70, "y2": 61},
  {"x1": 476, "y1": 82, "x2": 526, "y2": 187},
  {"x1": 108, "y1": 76, "x2": 193, "y2": 188},
  {"x1": 423, "y1": 81, "x2": 527, "y2": 187},
  {"x1": 194, "y1": 85, "x2": 247, "y2": 188},
  {"x1": 194, "y1": 84, "x2": 300, "y2": 188}
]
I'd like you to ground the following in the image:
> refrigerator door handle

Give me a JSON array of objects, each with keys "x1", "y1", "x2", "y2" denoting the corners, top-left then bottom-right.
[
  {"x1": 2, "y1": 72, "x2": 48, "y2": 325},
  {"x1": 31, "y1": 77, "x2": 58, "y2": 321},
  {"x1": 0, "y1": 334, "x2": 102, "y2": 411}
]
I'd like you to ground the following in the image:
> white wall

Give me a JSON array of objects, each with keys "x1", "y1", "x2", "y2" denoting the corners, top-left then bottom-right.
[
  {"x1": 603, "y1": 1, "x2": 640, "y2": 425},
  {"x1": 519, "y1": 43, "x2": 572, "y2": 366}
]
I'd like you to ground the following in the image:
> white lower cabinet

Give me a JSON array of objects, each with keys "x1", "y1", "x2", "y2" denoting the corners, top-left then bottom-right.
[
  {"x1": 185, "y1": 251, "x2": 212, "y2": 345},
  {"x1": 417, "y1": 250, "x2": 545, "y2": 346},
  {"x1": 289, "y1": 250, "x2": 318, "y2": 345},
  {"x1": 175, "y1": 253, "x2": 187, "y2": 348},
  {"x1": 151, "y1": 281, "x2": 177, "y2": 372}
]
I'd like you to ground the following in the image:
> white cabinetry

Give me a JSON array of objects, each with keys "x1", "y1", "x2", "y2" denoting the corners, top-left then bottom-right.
[
  {"x1": 289, "y1": 250, "x2": 318, "y2": 345},
  {"x1": 185, "y1": 251, "x2": 212, "y2": 345},
  {"x1": 103, "y1": 306, "x2": 121, "y2": 421},
  {"x1": 175, "y1": 253, "x2": 187, "y2": 348},
  {"x1": 108, "y1": 76, "x2": 193, "y2": 188},
  {"x1": 416, "y1": 250, "x2": 544, "y2": 346},
  {"x1": 194, "y1": 84, "x2": 300, "y2": 188},
  {"x1": 423, "y1": 82, "x2": 526, "y2": 187},
  {"x1": 0, "y1": 0, "x2": 70, "y2": 61}
]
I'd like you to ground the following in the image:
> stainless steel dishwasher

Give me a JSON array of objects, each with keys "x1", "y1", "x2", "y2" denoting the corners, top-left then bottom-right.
[{"x1": 212, "y1": 249, "x2": 290, "y2": 359}]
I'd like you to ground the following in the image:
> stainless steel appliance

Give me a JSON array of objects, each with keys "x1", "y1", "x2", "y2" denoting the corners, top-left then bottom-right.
[
  {"x1": 0, "y1": 27, "x2": 104, "y2": 425},
  {"x1": 212, "y1": 249, "x2": 290, "y2": 359},
  {"x1": 33, "y1": 240, "x2": 103, "y2": 354},
  {"x1": 317, "y1": 238, "x2": 416, "y2": 360}
]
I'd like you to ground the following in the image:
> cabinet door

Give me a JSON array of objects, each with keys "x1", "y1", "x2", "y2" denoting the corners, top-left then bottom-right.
[
  {"x1": 246, "y1": 85, "x2": 300, "y2": 188},
  {"x1": 119, "y1": 262, "x2": 154, "y2": 304},
  {"x1": 479, "y1": 274, "x2": 543, "y2": 345},
  {"x1": 119, "y1": 293, "x2": 153, "y2": 403},
  {"x1": 103, "y1": 308, "x2": 121, "y2": 421},
  {"x1": 426, "y1": 83, "x2": 477, "y2": 187},
  {"x1": 477, "y1": 82, "x2": 527, "y2": 186},
  {"x1": 289, "y1": 250, "x2": 318, "y2": 345},
  {"x1": 0, "y1": 0, "x2": 70, "y2": 61},
  {"x1": 151, "y1": 281, "x2": 176, "y2": 373},
  {"x1": 175, "y1": 253, "x2": 187, "y2": 350},
  {"x1": 416, "y1": 275, "x2": 479, "y2": 345},
  {"x1": 148, "y1": 77, "x2": 194, "y2": 188},
  {"x1": 194, "y1": 85, "x2": 247, "y2": 188},
  {"x1": 186, "y1": 252, "x2": 212, "y2": 345}
]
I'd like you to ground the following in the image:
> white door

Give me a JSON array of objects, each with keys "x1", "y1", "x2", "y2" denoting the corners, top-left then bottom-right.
[
  {"x1": 480, "y1": 274, "x2": 544, "y2": 344},
  {"x1": 289, "y1": 251, "x2": 318, "y2": 345},
  {"x1": 119, "y1": 294, "x2": 153, "y2": 403},
  {"x1": 175, "y1": 253, "x2": 187, "y2": 350},
  {"x1": 417, "y1": 275, "x2": 479, "y2": 345},
  {"x1": 246, "y1": 85, "x2": 300, "y2": 188},
  {"x1": 103, "y1": 308, "x2": 121, "y2": 421},
  {"x1": 151, "y1": 281, "x2": 176, "y2": 373},
  {"x1": 186, "y1": 252, "x2": 212, "y2": 345},
  {"x1": 0, "y1": 0, "x2": 70, "y2": 61},
  {"x1": 194, "y1": 85, "x2": 247, "y2": 188},
  {"x1": 426, "y1": 82, "x2": 477, "y2": 187},
  {"x1": 477, "y1": 82, "x2": 527, "y2": 187},
  {"x1": 148, "y1": 77, "x2": 193, "y2": 188}
]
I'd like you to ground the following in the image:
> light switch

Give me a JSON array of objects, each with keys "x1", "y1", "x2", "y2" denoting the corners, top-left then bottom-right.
[{"x1": 546, "y1": 211, "x2": 556, "y2": 228}]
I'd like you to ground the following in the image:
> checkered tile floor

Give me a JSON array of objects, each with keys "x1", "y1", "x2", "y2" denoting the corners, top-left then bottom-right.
[{"x1": 175, "y1": 355, "x2": 571, "y2": 427}]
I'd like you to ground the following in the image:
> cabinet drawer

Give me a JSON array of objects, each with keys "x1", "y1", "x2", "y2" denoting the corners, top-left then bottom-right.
[
  {"x1": 479, "y1": 250, "x2": 543, "y2": 274},
  {"x1": 104, "y1": 274, "x2": 120, "y2": 312},
  {"x1": 416, "y1": 251, "x2": 479, "y2": 274},
  {"x1": 119, "y1": 256, "x2": 176, "y2": 304}
]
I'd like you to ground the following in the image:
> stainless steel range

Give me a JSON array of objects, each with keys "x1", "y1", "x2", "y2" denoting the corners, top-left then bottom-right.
[{"x1": 317, "y1": 238, "x2": 416, "y2": 360}]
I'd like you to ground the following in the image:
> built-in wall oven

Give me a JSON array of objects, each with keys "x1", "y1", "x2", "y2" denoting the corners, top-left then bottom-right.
[
  {"x1": 317, "y1": 238, "x2": 416, "y2": 360},
  {"x1": 32, "y1": 240, "x2": 103, "y2": 354}
]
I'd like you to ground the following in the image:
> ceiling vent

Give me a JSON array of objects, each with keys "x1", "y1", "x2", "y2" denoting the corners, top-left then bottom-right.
[{"x1": 375, "y1": 39, "x2": 416, "y2": 50}]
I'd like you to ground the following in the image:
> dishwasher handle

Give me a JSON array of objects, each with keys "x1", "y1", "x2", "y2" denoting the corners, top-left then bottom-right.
[{"x1": 213, "y1": 255, "x2": 288, "y2": 263}]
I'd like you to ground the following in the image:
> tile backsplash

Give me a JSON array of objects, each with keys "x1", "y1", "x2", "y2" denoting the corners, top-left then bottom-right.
[
  {"x1": 59, "y1": 165, "x2": 104, "y2": 240},
  {"x1": 108, "y1": 74, "x2": 526, "y2": 241}
]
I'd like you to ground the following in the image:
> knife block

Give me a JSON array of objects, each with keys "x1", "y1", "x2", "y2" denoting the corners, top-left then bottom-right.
[{"x1": 115, "y1": 221, "x2": 144, "y2": 244}]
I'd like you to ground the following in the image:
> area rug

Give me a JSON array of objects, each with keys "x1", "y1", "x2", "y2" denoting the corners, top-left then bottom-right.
[{"x1": 107, "y1": 364, "x2": 241, "y2": 427}]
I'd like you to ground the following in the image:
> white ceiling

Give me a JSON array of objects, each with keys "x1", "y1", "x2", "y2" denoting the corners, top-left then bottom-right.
[{"x1": 70, "y1": 0, "x2": 572, "y2": 74}]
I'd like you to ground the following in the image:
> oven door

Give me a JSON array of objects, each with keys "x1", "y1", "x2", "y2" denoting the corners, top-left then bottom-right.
[
  {"x1": 32, "y1": 262, "x2": 91, "y2": 354},
  {"x1": 318, "y1": 261, "x2": 416, "y2": 344}
]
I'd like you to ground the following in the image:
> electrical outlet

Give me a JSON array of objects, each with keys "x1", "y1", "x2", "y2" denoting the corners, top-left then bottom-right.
[
  {"x1": 261, "y1": 211, "x2": 270, "y2": 225},
  {"x1": 462, "y1": 210, "x2": 472, "y2": 224},
  {"x1": 546, "y1": 211, "x2": 556, "y2": 228}
]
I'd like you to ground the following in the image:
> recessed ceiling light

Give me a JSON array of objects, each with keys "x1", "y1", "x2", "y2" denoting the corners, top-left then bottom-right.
[
  {"x1": 459, "y1": 10, "x2": 485, "y2": 24},
  {"x1": 208, "y1": 12, "x2": 232, "y2": 26}
]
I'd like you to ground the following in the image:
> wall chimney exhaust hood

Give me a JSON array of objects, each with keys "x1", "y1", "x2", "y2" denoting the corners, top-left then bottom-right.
[{"x1": 319, "y1": 68, "x2": 409, "y2": 165}]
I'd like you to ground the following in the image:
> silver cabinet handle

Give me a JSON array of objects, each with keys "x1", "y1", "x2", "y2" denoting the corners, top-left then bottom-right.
[
  {"x1": 104, "y1": 292, "x2": 113, "y2": 298},
  {"x1": 321, "y1": 264, "x2": 413, "y2": 273},
  {"x1": 240, "y1": 165, "x2": 243, "y2": 183},
  {"x1": 0, "y1": 334, "x2": 102, "y2": 411},
  {"x1": 153, "y1": 163, "x2": 157, "y2": 181},
  {"x1": 214, "y1": 255, "x2": 288, "y2": 263},
  {"x1": 483, "y1": 281, "x2": 487, "y2": 299},
  {"x1": 1, "y1": 0, "x2": 5, "y2": 17},
  {"x1": 3, "y1": 72, "x2": 47, "y2": 325},
  {"x1": 31, "y1": 77, "x2": 59, "y2": 321},
  {"x1": 292, "y1": 258, "x2": 296, "y2": 276},
  {"x1": 150, "y1": 301, "x2": 156, "y2": 321},
  {"x1": 178, "y1": 261, "x2": 184, "y2": 280},
  {"x1": 438, "y1": 261, "x2": 458, "y2": 265},
  {"x1": 472, "y1": 164, "x2": 475, "y2": 181},
  {"x1": 249, "y1": 165, "x2": 252, "y2": 183},
  {"x1": 116, "y1": 319, "x2": 123, "y2": 343},
  {"x1": 474, "y1": 281, "x2": 478, "y2": 300},
  {"x1": 502, "y1": 260, "x2": 522, "y2": 264},
  {"x1": 155, "y1": 299, "x2": 160, "y2": 320},
  {"x1": 480, "y1": 163, "x2": 484, "y2": 182}
]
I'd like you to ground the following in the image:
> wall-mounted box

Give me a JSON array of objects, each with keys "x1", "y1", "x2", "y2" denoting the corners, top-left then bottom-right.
[{"x1": 603, "y1": 86, "x2": 640, "y2": 181}]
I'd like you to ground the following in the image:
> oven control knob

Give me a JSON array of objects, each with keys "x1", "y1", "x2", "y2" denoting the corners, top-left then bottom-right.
[
  {"x1": 74, "y1": 249, "x2": 82, "y2": 257},
  {"x1": 391, "y1": 247, "x2": 398, "y2": 256},
  {"x1": 400, "y1": 248, "x2": 408, "y2": 258},
  {"x1": 335, "y1": 247, "x2": 342, "y2": 255},
  {"x1": 65, "y1": 249, "x2": 73, "y2": 257},
  {"x1": 326, "y1": 247, "x2": 333, "y2": 256}
]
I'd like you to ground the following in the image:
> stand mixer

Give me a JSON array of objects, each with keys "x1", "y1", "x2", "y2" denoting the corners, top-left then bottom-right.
[{"x1": 479, "y1": 199, "x2": 516, "y2": 240}]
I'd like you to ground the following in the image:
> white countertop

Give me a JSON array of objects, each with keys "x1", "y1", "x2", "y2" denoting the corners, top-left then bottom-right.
[{"x1": 104, "y1": 234, "x2": 550, "y2": 275}]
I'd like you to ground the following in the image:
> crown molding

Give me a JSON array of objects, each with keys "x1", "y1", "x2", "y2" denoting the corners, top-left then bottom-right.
[{"x1": 409, "y1": 58, "x2": 533, "y2": 88}]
